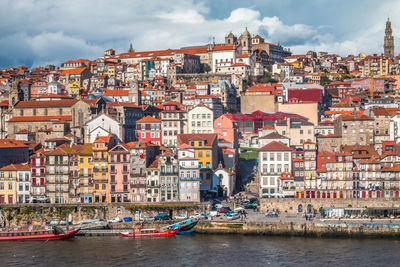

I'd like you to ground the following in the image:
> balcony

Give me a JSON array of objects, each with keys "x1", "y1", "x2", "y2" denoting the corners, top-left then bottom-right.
[
  {"x1": 130, "y1": 173, "x2": 145, "y2": 178},
  {"x1": 93, "y1": 177, "x2": 108, "y2": 183},
  {"x1": 130, "y1": 183, "x2": 146, "y2": 188},
  {"x1": 93, "y1": 167, "x2": 108, "y2": 172}
]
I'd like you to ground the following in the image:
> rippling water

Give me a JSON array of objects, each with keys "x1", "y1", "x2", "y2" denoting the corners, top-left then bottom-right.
[{"x1": 1, "y1": 235, "x2": 400, "y2": 266}]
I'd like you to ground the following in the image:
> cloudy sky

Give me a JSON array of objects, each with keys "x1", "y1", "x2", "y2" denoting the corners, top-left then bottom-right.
[{"x1": 0, "y1": 0, "x2": 399, "y2": 68}]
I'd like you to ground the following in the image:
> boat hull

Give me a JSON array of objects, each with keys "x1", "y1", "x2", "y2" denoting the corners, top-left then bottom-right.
[
  {"x1": 0, "y1": 229, "x2": 80, "y2": 241},
  {"x1": 119, "y1": 229, "x2": 178, "y2": 238},
  {"x1": 176, "y1": 230, "x2": 195, "y2": 235}
]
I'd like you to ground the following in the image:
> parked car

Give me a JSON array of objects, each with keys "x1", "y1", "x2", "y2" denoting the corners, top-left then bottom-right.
[
  {"x1": 240, "y1": 200, "x2": 250, "y2": 205},
  {"x1": 209, "y1": 210, "x2": 218, "y2": 217},
  {"x1": 227, "y1": 213, "x2": 240, "y2": 220},
  {"x1": 245, "y1": 204, "x2": 257, "y2": 209},
  {"x1": 190, "y1": 213, "x2": 201, "y2": 219},
  {"x1": 218, "y1": 208, "x2": 230, "y2": 213},
  {"x1": 249, "y1": 198, "x2": 258, "y2": 204},
  {"x1": 212, "y1": 199, "x2": 221, "y2": 204},
  {"x1": 174, "y1": 214, "x2": 187, "y2": 220},
  {"x1": 142, "y1": 216, "x2": 155, "y2": 221},
  {"x1": 190, "y1": 213, "x2": 208, "y2": 219},
  {"x1": 154, "y1": 213, "x2": 171, "y2": 221},
  {"x1": 108, "y1": 217, "x2": 122, "y2": 223},
  {"x1": 214, "y1": 204, "x2": 223, "y2": 209},
  {"x1": 224, "y1": 211, "x2": 236, "y2": 216}
]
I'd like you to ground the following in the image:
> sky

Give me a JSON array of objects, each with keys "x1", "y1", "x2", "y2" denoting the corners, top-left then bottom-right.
[{"x1": 0, "y1": 0, "x2": 399, "y2": 68}]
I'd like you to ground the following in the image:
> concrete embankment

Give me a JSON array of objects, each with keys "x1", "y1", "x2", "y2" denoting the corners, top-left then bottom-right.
[{"x1": 194, "y1": 221, "x2": 400, "y2": 238}]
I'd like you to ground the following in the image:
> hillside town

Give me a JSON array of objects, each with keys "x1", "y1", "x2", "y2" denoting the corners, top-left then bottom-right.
[{"x1": 1, "y1": 20, "x2": 400, "y2": 206}]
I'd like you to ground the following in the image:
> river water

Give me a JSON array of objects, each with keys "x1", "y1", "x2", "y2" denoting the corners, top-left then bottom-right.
[{"x1": 1, "y1": 235, "x2": 400, "y2": 266}]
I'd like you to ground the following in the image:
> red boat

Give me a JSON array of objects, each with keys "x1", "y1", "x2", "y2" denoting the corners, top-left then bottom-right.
[
  {"x1": 119, "y1": 226, "x2": 178, "y2": 238},
  {"x1": 0, "y1": 227, "x2": 80, "y2": 241}
]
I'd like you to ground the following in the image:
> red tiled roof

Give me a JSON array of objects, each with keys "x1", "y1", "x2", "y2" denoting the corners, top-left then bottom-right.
[
  {"x1": 8, "y1": 115, "x2": 72, "y2": 122},
  {"x1": 33, "y1": 94, "x2": 74, "y2": 100},
  {"x1": 60, "y1": 67, "x2": 87, "y2": 76},
  {"x1": 177, "y1": 133, "x2": 217, "y2": 146},
  {"x1": 179, "y1": 156, "x2": 197, "y2": 160},
  {"x1": 259, "y1": 141, "x2": 292, "y2": 151},
  {"x1": 246, "y1": 84, "x2": 275, "y2": 93},
  {"x1": 62, "y1": 59, "x2": 89, "y2": 65},
  {"x1": 137, "y1": 115, "x2": 160, "y2": 123},
  {"x1": 341, "y1": 114, "x2": 373, "y2": 121},
  {"x1": 102, "y1": 89, "x2": 129, "y2": 96},
  {"x1": 212, "y1": 45, "x2": 235, "y2": 51},
  {"x1": 15, "y1": 100, "x2": 79, "y2": 108},
  {"x1": 94, "y1": 135, "x2": 113, "y2": 144},
  {"x1": 0, "y1": 139, "x2": 28, "y2": 148},
  {"x1": 0, "y1": 163, "x2": 30, "y2": 171},
  {"x1": 287, "y1": 88, "x2": 322, "y2": 103}
]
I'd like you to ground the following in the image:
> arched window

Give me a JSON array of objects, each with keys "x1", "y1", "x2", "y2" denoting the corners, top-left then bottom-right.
[{"x1": 298, "y1": 204, "x2": 303, "y2": 213}]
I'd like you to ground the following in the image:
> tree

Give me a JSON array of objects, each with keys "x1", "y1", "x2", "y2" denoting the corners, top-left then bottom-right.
[
  {"x1": 320, "y1": 75, "x2": 332, "y2": 86},
  {"x1": 203, "y1": 64, "x2": 211, "y2": 73}
]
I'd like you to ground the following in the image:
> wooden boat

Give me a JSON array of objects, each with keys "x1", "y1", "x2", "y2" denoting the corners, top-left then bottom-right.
[
  {"x1": 119, "y1": 226, "x2": 178, "y2": 238},
  {"x1": 0, "y1": 226, "x2": 80, "y2": 241}
]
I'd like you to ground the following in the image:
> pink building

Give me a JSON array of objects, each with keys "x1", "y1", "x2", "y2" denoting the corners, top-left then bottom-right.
[
  {"x1": 108, "y1": 143, "x2": 131, "y2": 203},
  {"x1": 214, "y1": 113, "x2": 238, "y2": 146},
  {"x1": 136, "y1": 116, "x2": 161, "y2": 145},
  {"x1": 30, "y1": 149, "x2": 46, "y2": 202},
  {"x1": 351, "y1": 77, "x2": 396, "y2": 93}
]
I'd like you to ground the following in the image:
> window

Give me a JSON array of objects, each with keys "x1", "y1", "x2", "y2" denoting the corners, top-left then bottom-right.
[
  {"x1": 270, "y1": 153, "x2": 275, "y2": 161},
  {"x1": 8, "y1": 183, "x2": 12, "y2": 190},
  {"x1": 269, "y1": 177, "x2": 275, "y2": 186},
  {"x1": 284, "y1": 153, "x2": 289, "y2": 161}
]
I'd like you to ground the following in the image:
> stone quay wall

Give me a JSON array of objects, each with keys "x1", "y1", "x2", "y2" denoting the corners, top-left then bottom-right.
[
  {"x1": 195, "y1": 221, "x2": 400, "y2": 238},
  {"x1": 0, "y1": 203, "x2": 204, "y2": 227},
  {"x1": 260, "y1": 199, "x2": 400, "y2": 214}
]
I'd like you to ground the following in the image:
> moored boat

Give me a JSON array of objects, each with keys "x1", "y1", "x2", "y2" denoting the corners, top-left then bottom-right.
[
  {"x1": 0, "y1": 226, "x2": 80, "y2": 241},
  {"x1": 119, "y1": 225, "x2": 178, "y2": 238}
]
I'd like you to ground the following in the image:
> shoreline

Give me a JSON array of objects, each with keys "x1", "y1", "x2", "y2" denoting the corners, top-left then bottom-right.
[{"x1": 75, "y1": 220, "x2": 400, "y2": 239}]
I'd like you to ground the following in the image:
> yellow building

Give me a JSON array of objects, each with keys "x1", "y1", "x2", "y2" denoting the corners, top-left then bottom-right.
[
  {"x1": 0, "y1": 164, "x2": 18, "y2": 204},
  {"x1": 92, "y1": 135, "x2": 116, "y2": 203},
  {"x1": 177, "y1": 134, "x2": 218, "y2": 189},
  {"x1": 106, "y1": 64, "x2": 116, "y2": 77},
  {"x1": 69, "y1": 81, "x2": 80, "y2": 99},
  {"x1": 78, "y1": 144, "x2": 94, "y2": 203}
]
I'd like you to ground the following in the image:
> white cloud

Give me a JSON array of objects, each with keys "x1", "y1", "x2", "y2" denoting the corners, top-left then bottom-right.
[{"x1": 0, "y1": 0, "x2": 398, "y2": 68}]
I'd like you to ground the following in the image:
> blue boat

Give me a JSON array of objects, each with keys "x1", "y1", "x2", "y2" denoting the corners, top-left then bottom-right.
[
  {"x1": 161, "y1": 218, "x2": 198, "y2": 233},
  {"x1": 176, "y1": 230, "x2": 195, "y2": 235}
]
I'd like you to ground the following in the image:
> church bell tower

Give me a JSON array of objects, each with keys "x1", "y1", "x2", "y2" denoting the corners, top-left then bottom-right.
[{"x1": 384, "y1": 18, "x2": 395, "y2": 58}]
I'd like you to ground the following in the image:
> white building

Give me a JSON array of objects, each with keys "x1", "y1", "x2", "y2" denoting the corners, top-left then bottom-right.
[
  {"x1": 258, "y1": 132, "x2": 290, "y2": 149},
  {"x1": 259, "y1": 141, "x2": 292, "y2": 198},
  {"x1": 194, "y1": 95, "x2": 223, "y2": 119},
  {"x1": 47, "y1": 79, "x2": 62, "y2": 95},
  {"x1": 214, "y1": 167, "x2": 236, "y2": 197},
  {"x1": 187, "y1": 104, "x2": 214, "y2": 134},
  {"x1": 16, "y1": 164, "x2": 31, "y2": 204},
  {"x1": 86, "y1": 113, "x2": 123, "y2": 143},
  {"x1": 178, "y1": 145, "x2": 200, "y2": 202},
  {"x1": 390, "y1": 113, "x2": 400, "y2": 143},
  {"x1": 211, "y1": 44, "x2": 241, "y2": 72}
]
